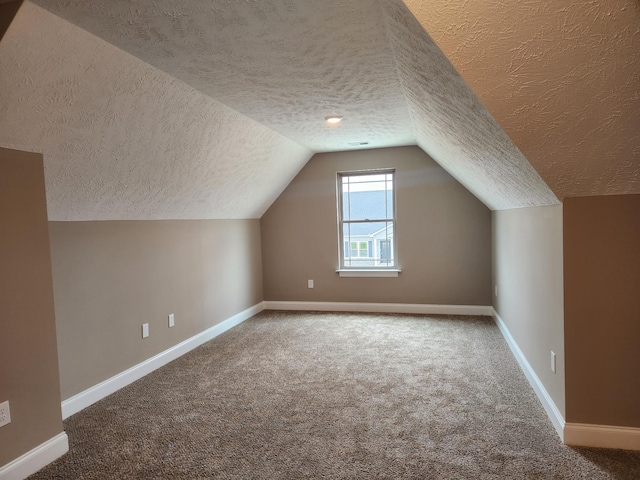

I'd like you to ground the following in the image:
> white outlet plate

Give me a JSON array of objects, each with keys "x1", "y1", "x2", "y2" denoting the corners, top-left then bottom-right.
[
  {"x1": 308, "y1": 279, "x2": 314, "y2": 289},
  {"x1": 495, "y1": 285, "x2": 498, "y2": 297},
  {"x1": 0, "y1": 400, "x2": 11, "y2": 427},
  {"x1": 142, "y1": 323, "x2": 149, "y2": 338},
  {"x1": 168, "y1": 313, "x2": 175, "y2": 328},
  {"x1": 551, "y1": 351, "x2": 556, "y2": 373}
]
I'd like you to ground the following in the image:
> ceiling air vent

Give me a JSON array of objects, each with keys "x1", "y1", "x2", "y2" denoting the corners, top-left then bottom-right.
[{"x1": 347, "y1": 141, "x2": 370, "y2": 147}]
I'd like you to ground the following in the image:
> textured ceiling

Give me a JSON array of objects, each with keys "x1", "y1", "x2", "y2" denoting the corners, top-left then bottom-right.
[
  {"x1": 30, "y1": 0, "x2": 416, "y2": 153},
  {"x1": 1, "y1": 1, "x2": 561, "y2": 220},
  {"x1": 403, "y1": 0, "x2": 640, "y2": 199},
  {"x1": 380, "y1": 1, "x2": 557, "y2": 209},
  {"x1": 0, "y1": 2, "x2": 311, "y2": 220}
]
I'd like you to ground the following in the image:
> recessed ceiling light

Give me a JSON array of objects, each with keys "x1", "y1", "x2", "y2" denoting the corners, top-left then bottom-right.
[{"x1": 325, "y1": 116, "x2": 343, "y2": 125}]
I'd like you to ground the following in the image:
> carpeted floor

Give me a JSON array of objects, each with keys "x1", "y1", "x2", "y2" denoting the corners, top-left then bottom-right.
[{"x1": 30, "y1": 311, "x2": 640, "y2": 479}]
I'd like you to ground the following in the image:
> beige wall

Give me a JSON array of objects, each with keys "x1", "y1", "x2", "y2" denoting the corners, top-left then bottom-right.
[
  {"x1": 49, "y1": 219, "x2": 263, "y2": 400},
  {"x1": 0, "y1": 148, "x2": 64, "y2": 467},
  {"x1": 564, "y1": 194, "x2": 640, "y2": 427},
  {"x1": 492, "y1": 205, "x2": 565, "y2": 417},
  {"x1": 261, "y1": 146, "x2": 492, "y2": 305}
]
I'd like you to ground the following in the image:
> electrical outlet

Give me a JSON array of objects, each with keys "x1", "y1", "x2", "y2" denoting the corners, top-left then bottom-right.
[
  {"x1": 308, "y1": 279, "x2": 314, "y2": 289},
  {"x1": 551, "y1": 351, "x2": 556, "y2": 373},
  {"x1": 168, "y1": 313, "x2": 175, "y2": 328},
  {"x1": 142, "y1": 323, "x2": 149, "y2": 338},
  {"x1": 0, "y1": 401, "x2": 11, "y2": 427},
  {"x1": 495, "y1": 285, "x2": 498, "y2": 297}
]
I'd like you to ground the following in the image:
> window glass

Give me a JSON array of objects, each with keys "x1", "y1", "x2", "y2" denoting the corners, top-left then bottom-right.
[{"x1": 338, "y1": 170, "x2": 396, "y2": 269}]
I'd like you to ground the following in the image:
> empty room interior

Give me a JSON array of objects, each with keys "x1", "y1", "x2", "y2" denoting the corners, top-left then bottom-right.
[{"x1": 1, "y1": 0, "x2": 639, "y2": 478}]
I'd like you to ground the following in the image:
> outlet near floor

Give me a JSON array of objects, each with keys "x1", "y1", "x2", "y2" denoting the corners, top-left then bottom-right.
[{"x1": 0, "y1": 400, "x2": 11, "y2": 427}]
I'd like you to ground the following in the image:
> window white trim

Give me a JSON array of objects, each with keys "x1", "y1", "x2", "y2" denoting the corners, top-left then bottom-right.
[
  {"x1": 336, "y1": 269, "x2": 401, "y2": 277},
  {"x1": 337, "y1": 169, "x2": 397, "y2": 270}
]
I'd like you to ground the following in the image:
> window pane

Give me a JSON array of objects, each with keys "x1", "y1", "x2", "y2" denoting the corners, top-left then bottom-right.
[
  {"x1": 342, "y1": 192, "x2": 350, "y2": 221},
  {"x1": 341, "y1": 173, "x2": 392, "y2": 222},
  {"x1": 386, "y1": 189, "x2": 393, "y2": 217},
  {"x1": 340, "y1": 221, "x2": 393, "y2": 266}
]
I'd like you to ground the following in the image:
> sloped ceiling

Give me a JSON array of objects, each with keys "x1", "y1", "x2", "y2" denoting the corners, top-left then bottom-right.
[
  {"x1": 0, "y1": 2, "x2": 311, "y2": 220},
  {"x1": 404, "y1": 0, "x2": 640, "y2": 199},
  {"x1": 26, "y1": 0, "x2": 417, "y2": 153},
  {"x1": 2, "y1": 1, "x2": 562, "y2": 220}
]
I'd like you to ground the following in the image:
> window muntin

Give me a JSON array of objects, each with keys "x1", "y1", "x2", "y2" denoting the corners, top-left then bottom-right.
[{"x1": 338, "y1": 170, "x2": 396, "y2": 269}]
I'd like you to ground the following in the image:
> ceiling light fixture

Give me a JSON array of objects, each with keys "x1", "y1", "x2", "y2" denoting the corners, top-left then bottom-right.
[{"x1": 325, "y1": 116, "x2": 343, "y2": 125}]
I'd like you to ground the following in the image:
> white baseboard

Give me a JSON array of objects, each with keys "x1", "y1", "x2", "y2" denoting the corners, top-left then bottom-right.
[
  {"x1": 264, "y1": 301, "x2": 493, "y2": 316},
  {"x1": 0, "y1": 432, "x2": 68, "y2": 480},
  {"x1": 493, "y1": 308, "x2": 640, "y2": 451},
  {"x1": 61, "y1": 302, "x2": 264, "y2": 419},
  {"x1": 565, "y1": 423, "x2": 640, "y2": 451},
  {"x1": 492, "y1": 308, "x2": 566, "y2": 441}
]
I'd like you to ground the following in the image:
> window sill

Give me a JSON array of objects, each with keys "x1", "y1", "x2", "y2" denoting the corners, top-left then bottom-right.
[{"x1": 336, "y1": 269, "x2": 401, "y2": 278}]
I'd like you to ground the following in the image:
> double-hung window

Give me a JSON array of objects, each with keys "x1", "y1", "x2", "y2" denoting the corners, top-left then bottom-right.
[{"x1": 337, "y1": 170, "x2": 397, "y2": 274}]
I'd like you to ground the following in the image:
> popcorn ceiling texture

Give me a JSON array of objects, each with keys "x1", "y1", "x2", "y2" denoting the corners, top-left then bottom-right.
[
  {"x1": 2, "y1": 1, "x2": 561, "y2": 219},
  {"x1": 30, "y1": 0, "x2": 416, "y2": 153},
  {"x1": 403, "y1": 0, "x2": 640, "y2": 199},
  {"x1": 0, "y1": 3, "x2": 312, "y2": 220}
]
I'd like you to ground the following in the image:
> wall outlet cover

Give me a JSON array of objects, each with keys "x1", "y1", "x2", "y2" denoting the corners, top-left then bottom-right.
[
  {"x1": 142, "y1": 323, "x2": 149, "y2": 338},
  {"x1": 0, "y1": 400, "x2": 11, "y2": 427},
  {"x1": 169, "y1": 313, "x2": 175, "y2": 328}
]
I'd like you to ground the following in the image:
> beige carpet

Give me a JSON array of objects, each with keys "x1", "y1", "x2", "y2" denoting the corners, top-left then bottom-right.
[{"x1": 30, "y1": 311, "x2": 640, "y2": 479}]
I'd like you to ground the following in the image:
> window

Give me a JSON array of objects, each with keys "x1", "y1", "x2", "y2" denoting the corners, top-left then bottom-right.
[
  {"x1": 338, "y1": 170, "x2": 396, "y2": 272},
  {"x1": 347, "y1": 241, "x2": 371, "y2": 258}
]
